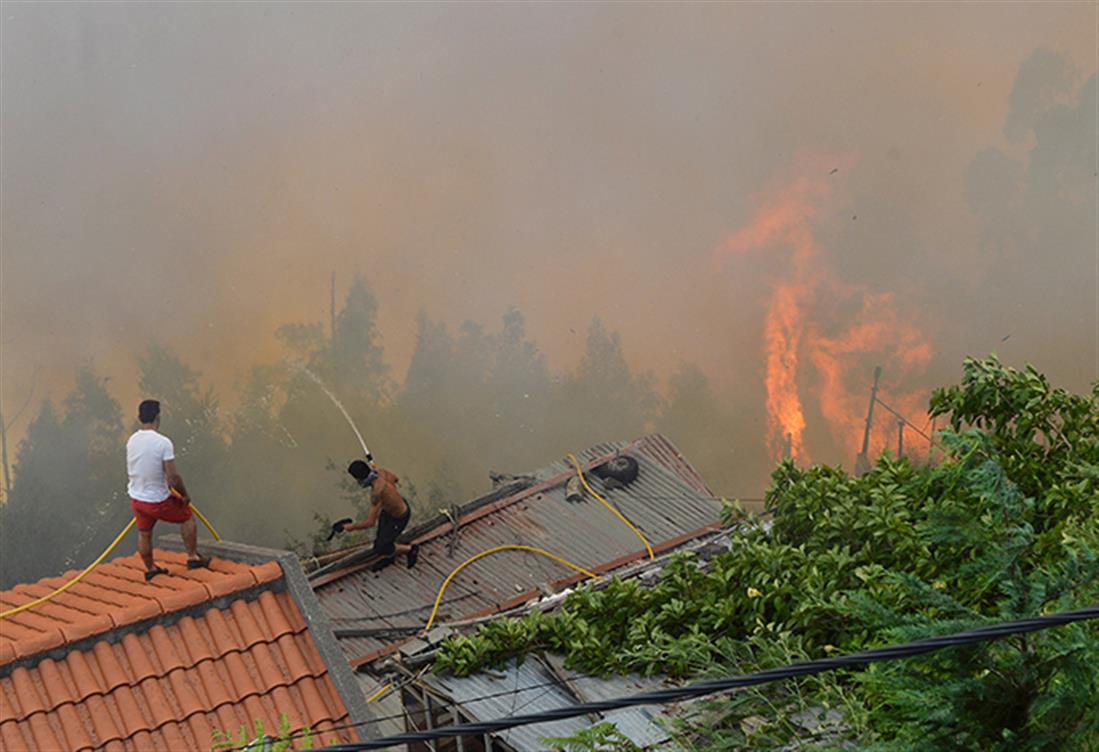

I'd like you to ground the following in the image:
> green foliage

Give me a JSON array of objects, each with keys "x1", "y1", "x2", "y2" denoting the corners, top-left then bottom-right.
[
  {"x1": 436, "y1": 356, "x2": 1099, "y2": 751},
  {"x1": 541, "y1": 721, "x2": 646, "y2": 751},
  {"x1": 210, "y1": 714, "x2": 339, "y2": 752}
]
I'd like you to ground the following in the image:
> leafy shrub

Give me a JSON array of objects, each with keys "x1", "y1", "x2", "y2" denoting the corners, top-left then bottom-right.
[
  {"x1": 210, "y1": 714, "x2": 340, "y2": 752},
  {"x1": 436, "y1": 356, "x2": 1099, "y2": 750}
]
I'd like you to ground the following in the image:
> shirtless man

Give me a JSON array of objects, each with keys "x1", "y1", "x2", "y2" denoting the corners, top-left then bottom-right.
[{"x1": 333, "y1": 460, "x2": 420, "y2": 569}]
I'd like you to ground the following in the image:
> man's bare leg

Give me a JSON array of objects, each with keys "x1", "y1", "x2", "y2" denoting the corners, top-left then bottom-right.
[
  {"x1": 138, "y1": 530, "x2": 156, "y2": 570},
  {"x1": 181, "y1": 517, "x2": 200, "y2": 560}
]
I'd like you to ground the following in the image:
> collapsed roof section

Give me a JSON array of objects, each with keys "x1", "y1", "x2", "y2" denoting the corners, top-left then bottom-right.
[{"x1": 309, "y1": 434, "x2": 726, "y2": 670}]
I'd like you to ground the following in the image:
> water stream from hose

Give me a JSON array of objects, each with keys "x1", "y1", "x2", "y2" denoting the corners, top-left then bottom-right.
[{"x1": 290, "y1": 362, "x2": 372, "y2": 458}]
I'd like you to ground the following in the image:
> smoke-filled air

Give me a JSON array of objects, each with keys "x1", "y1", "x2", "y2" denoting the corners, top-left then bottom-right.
[{"x1": 1, "y1": 3, "x2": 1096, "y2": 585}]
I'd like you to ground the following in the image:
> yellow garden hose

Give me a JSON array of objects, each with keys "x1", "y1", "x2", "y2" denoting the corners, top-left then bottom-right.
[
  {"x1": 192, "y1": 504, "x2": 222, "y2": 541},
  {"x1": 365, "y1": 683, "x2": 392, "y2": 703},
  {"x1": 0, "y1": 502, "x2": 221, "y2": 620},
  {"x1": 423, "y1": 545, "x2": 598, "y2": 634},
  {"x1": 170, "y1": 488, "x2": 221, "y2": 541},
  {"x1": 420, "y1": 456, "x2": 654, "y2": 635},
  {"x1": 567, "y1": 452, "x2": 654, "y2": 561},
  {"x1": 0, "y1": 518, "x2": 137, "y2": 619}
]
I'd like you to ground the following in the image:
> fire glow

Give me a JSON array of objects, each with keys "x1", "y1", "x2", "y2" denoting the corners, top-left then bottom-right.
[{"x1": 717, "y1": 160, "x2": 932, "y2": 463}]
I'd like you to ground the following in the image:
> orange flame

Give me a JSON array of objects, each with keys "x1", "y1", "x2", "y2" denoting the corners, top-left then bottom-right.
[
  {"x1": 809, "y1": 291, "x2": 932, "y2": 460},
  {"x1": 716, "y1": 157, "x2": 932, "y2": 464},
  {"x1": 761, "y1": 283, "x2": 808, "y2": 459}
]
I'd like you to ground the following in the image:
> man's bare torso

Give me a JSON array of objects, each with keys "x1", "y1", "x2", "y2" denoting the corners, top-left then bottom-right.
[{"x1": 370, "y1": 468, "x2": 408, "y2": 517}]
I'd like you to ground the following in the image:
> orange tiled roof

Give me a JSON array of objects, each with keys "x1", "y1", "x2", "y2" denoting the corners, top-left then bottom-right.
[{"x1": 0, "y1": 551, "x2": 359, "y2": 751}]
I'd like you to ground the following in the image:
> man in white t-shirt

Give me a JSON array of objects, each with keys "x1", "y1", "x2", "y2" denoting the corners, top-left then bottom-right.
[{"x1": 127, "y1": 399, "x2": 209, "y2": 580}]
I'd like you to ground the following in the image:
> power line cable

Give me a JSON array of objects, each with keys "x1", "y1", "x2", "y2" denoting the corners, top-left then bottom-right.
[
  {"x1": 308, "y1": 605, "x2": 1099, "y2": 751},
  {"x1": 223, "y1": 667, "x2": 616, "y2": 750},
  {"x1": 873, "y1": 397, "x2": 938, "y2": 446}
]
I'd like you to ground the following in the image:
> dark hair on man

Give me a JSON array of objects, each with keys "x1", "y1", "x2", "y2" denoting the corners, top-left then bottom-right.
[
  {"x1": 347, "y1": 460, "x2": 371, "y2": 481},
  {"x1": 138, "y1": 400, "x2": 161, "y2": 424}
]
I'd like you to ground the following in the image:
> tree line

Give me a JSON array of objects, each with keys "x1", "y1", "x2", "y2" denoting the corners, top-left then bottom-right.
[{"x1": 0, "y1": 275, "x2": 769, "y2": 587}]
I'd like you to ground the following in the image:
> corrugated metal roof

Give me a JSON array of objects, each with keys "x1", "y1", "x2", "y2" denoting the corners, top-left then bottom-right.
[
  {"x1": 421, "y1": 656, "x2": 672, "y2": 751},
  {"x1": 312, "y1": 434, "x2": 723, "y2": 666}
]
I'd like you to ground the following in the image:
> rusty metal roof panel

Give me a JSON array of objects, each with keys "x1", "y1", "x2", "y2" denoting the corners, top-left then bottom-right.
[{"x1": 312, "y1": 434, "x2": 723, "y2": 665}]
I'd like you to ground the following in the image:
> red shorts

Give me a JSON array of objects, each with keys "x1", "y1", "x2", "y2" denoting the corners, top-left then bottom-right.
[{"x1": 130, "y1": 495, "x2": 192, "y2": 531}]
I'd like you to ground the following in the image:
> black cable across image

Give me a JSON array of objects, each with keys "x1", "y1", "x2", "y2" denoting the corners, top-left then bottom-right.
[
  {"x1": 307, "y1": 605, "x2": 1099, "y2": 751},
  {"x1": 223, "y1": 666, "x2": 620, "y2": 751}
]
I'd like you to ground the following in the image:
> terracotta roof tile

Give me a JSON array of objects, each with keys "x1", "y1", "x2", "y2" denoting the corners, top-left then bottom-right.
[
  {"x1": 151, "y1": 584, "x2": 209, "y2": 613},
  {"x1": 257, "y1": 589, "x2": 293, "y2": 635},
  {"x1": 176, "y1": 616, "x2": 215, "y2": 665},
  {"x1": 1, "y1": 719, "x2": 28, "y2": 752},
  {"x1": 0, "y1": 555, "x2": 359, "y2": 750},
  {"x1": 58, "y1": 614, "x2": 115, "y2": 647},
  {"x1": 204, "y1": 570, "x2": 258, "y2": 599},
  {"x1": 110, "y1": 599, "x2": 164, "y2": 631},
  {"x1": 27, "y1": 707, "x2": 66, "y2": 750},
  {"x1": 0, "y1": 554, "x2": 271, "y2": 662},
  {"x1": 253, "y1": 561, "x2": 284, "y2": 585}
]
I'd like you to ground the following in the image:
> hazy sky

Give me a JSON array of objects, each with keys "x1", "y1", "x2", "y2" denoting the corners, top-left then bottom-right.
[{"x1": 2, "y1": 2, "x2": 1096, "y2": 467}]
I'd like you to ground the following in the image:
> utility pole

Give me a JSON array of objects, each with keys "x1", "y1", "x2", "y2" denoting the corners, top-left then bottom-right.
[
  {"x1": 330, "y1": 271, "x2": 337, "y2": 341},
  {"x1": 897, "y1": 418, "x2": 905, "y2": 459},
  {"x1": 0, "y1": 372, "x2": 39, "y2": 501},
  {"x1": 0, "y1": 410, "x2": 9, "y2": 501},
  {"x1": 854, "y1": 366, "x2": 882, "y2": 476},
  {"x1": 783, "y1": 432, "x2": 793, "y2": 460}
]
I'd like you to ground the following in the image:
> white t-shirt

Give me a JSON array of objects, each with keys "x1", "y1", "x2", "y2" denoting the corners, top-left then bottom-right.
[{"x1": 126, "y1": 429, "x2": 175, "y2": 502}]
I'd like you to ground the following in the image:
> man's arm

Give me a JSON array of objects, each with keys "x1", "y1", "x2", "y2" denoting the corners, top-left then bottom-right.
[
  {"x1": 164, "y1": 459, "x2": 189, "y2": 501},
  {"x1": 346, "y1": 496, "x2": 382, "y2": 531},
  {"x1": 346, "y1": 474, "x2": 398, "y2": 531}
]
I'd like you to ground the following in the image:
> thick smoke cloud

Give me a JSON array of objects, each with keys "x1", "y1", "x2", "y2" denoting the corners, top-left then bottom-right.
[{"x1": 2, "y1": 3, "x2": 1096, "y2": 522}]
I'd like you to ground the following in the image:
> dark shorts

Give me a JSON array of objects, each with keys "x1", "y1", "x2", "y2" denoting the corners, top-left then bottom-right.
[
  {"x1": 373, "y1": 501, "x2": 411, "y2": 557},
  {"x1": 131, "y1": 495, "x2": 192, "y2": 531}
]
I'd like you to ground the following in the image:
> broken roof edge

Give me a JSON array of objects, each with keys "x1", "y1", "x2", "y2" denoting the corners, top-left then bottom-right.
[{"x1": 159, "y1": 535, "x2": 373, "y2": 742}]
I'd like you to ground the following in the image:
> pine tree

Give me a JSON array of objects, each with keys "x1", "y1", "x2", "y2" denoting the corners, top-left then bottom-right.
[{"x1": 0, "y1": 369, "x2": 126, "y2": 586}]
